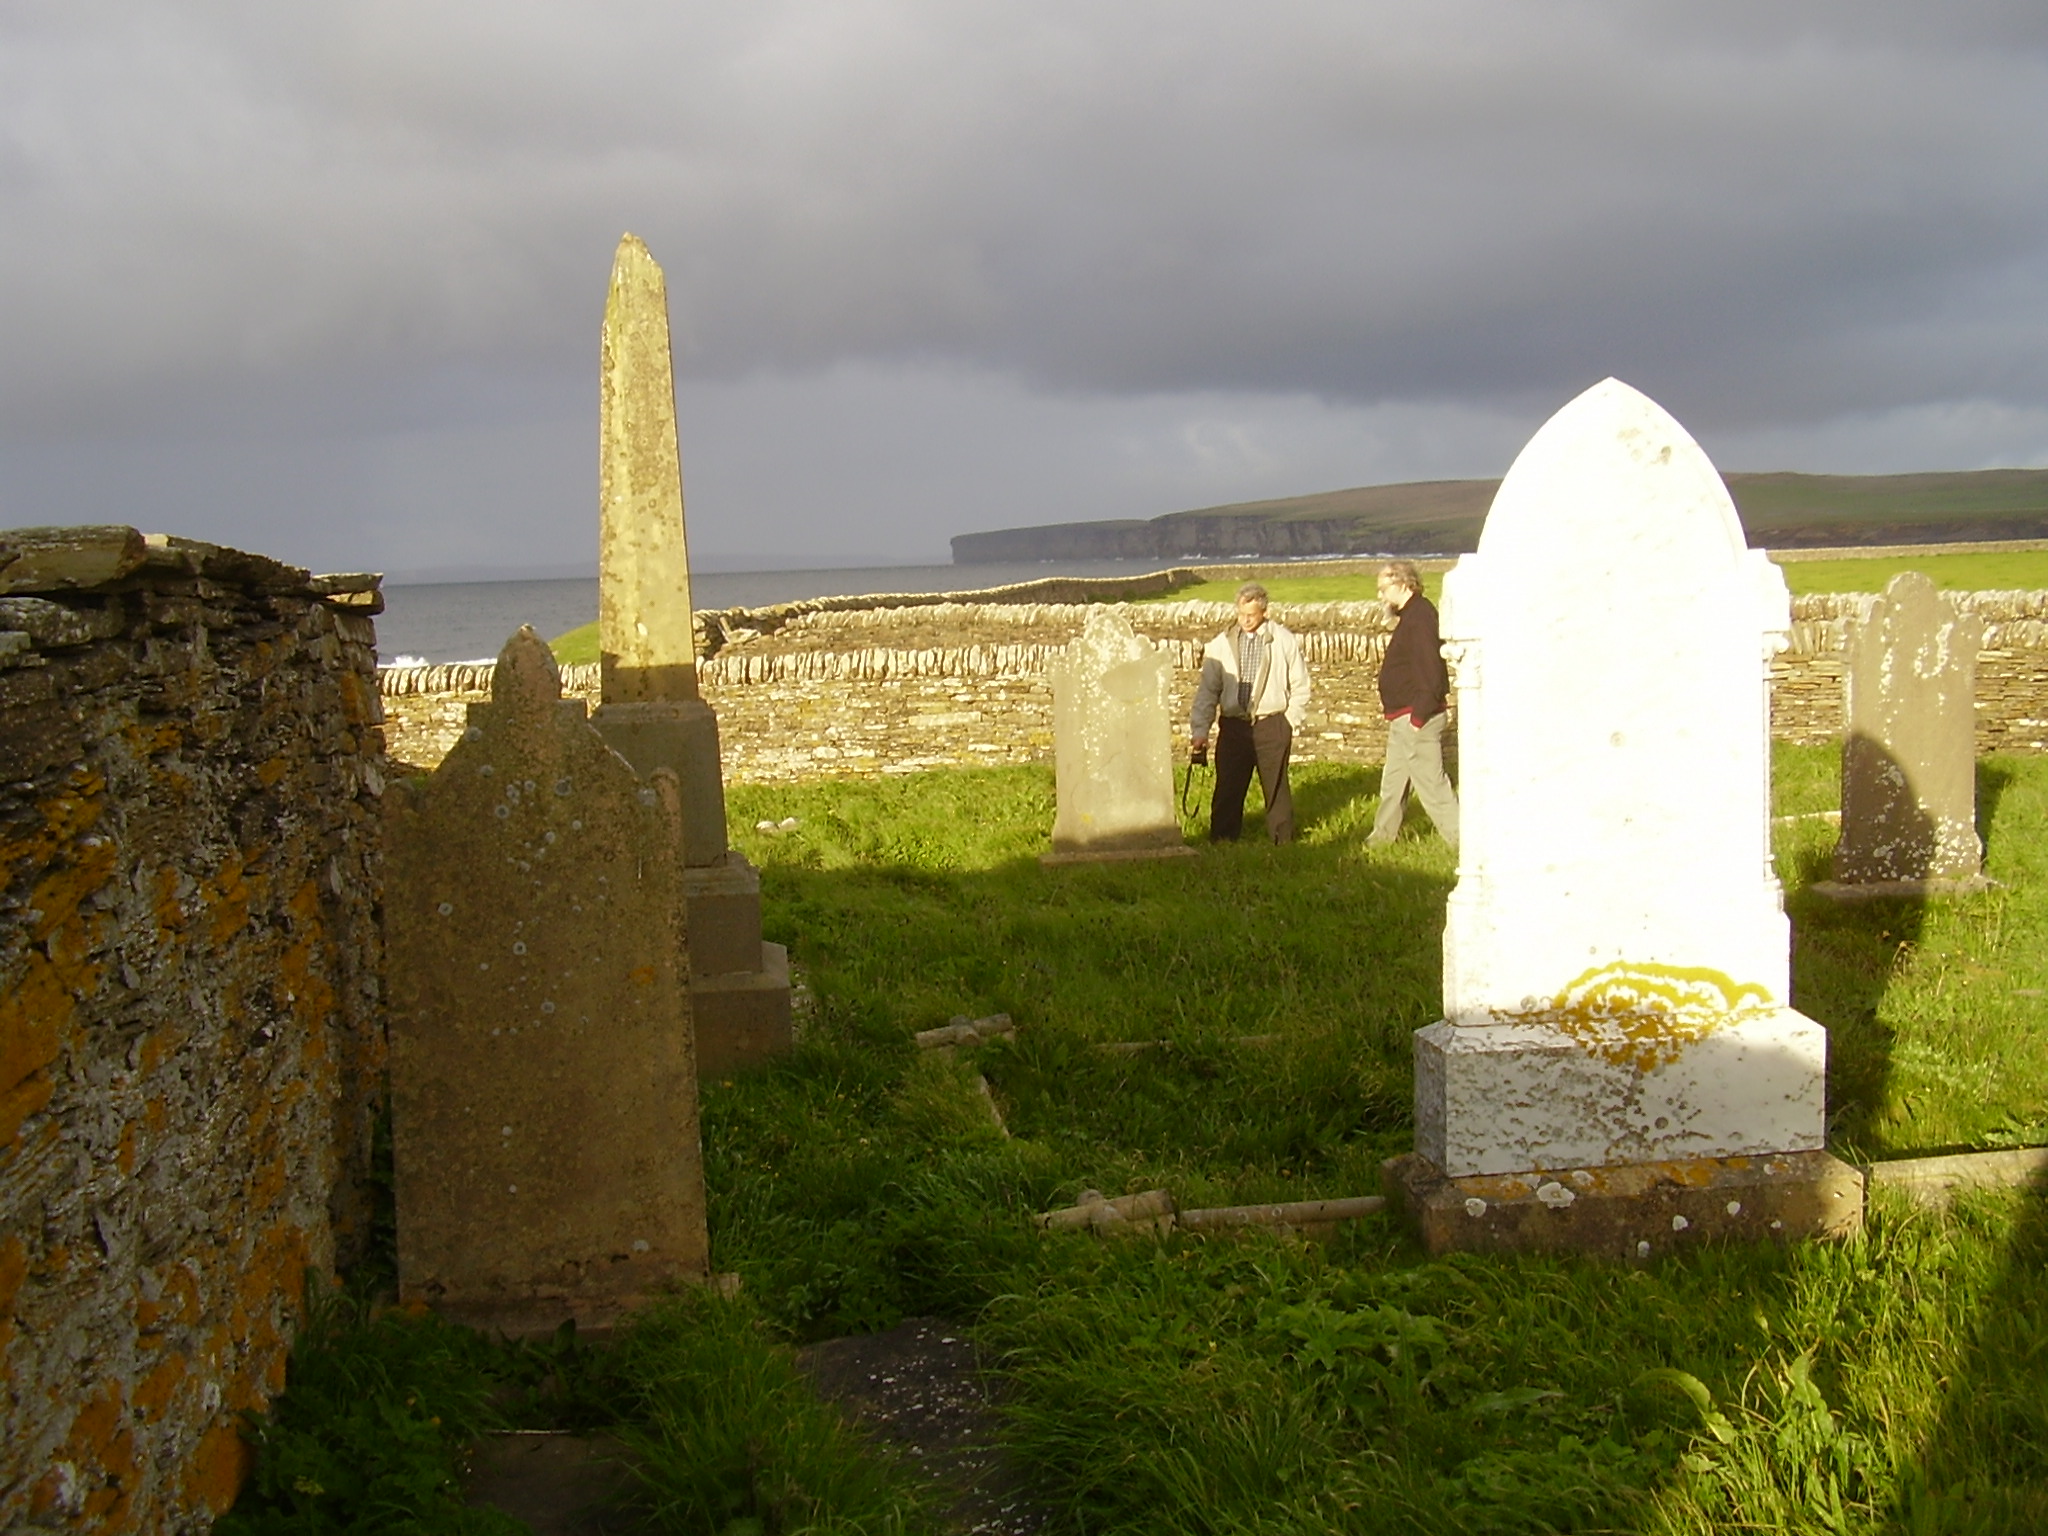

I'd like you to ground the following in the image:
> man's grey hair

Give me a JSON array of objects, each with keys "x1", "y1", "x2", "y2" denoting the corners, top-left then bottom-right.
[
  {"x1": 1235, "y1": 581, "x2": 1270, "y2": 607},
  {"x1": 1377, "y1": 561, "x2": 1423, "y2": 594}
]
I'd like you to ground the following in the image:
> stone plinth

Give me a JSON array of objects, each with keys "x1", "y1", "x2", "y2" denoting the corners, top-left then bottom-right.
[
  {"x1": 692, "y1": 943, "x2": 795, "y2": 1080},
  {"x1": 1409, "y1": 379, "x2": 1828, "y2": 1236},
  {"x1": 386, "y1": 628, "x2": 708, "y2": 1334},
  {"x1": 1415, "y1": 1006, "x2": 1825, "y2": 1177},
  {"x1": 1823, "y1": 570, "x2": 1987, "y2": 897},
  {"x1": 590, "y1": 698, "x2": 728, "y2": 869},
  {"x1": 1048, "y1": 607, "x2": 1185, "y2": 856},
  {"x1": 1383, "y1": 1150, "x2": 1862, "y2": 1260}
]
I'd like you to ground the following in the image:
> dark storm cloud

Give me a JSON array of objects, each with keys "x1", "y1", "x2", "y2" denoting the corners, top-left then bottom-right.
[{"x1": 2, "y1": 1, "x2": 2046, "y2": 568}]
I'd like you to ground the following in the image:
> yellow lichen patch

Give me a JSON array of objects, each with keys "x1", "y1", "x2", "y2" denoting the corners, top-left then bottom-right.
[
  {"x1": 0, "y1": 773, "x2": 106, "y2": 888},
  {"x1": 256, "y1": 755, "x2": 290, "y2": 787},
  {"x1": 186, "y1": 1419, "x2": 252, "y2": 1516},
  {"x1": 205, "y1": 853, "x2": 253, "y2": 949},
  {"x1": 1509, "y1": 961, "x2": 1774, "y2": 1074},
  {"x1": 131, "y1": 1350, "x2": 188, "y2": 1422},
  {"x1": 0, "y1": 1232, "x2": 27, "y2": 1355},
  {"x1": 122, "y1": 720, "x2": 183, "y2": 757},
  {"x1": 0, "y1": 950, "x2": 73, "y2": 1100},
  {"x1": 151, "y1": 865, "x2": 190, "y2": 943}
]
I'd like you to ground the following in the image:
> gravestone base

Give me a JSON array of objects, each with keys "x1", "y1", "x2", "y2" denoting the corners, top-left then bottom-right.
[
  {"x1": 683, "y1": 853, "x2": 771, "y2": 976},
  {"x1": 1040, "y1": 843, "x2": 1196, "y2": 867},
  {"x1": 1382, "y1": 1149, "x2": 1863, "y2": 1260},
  {"x1": 1809, "y1": 874, "x2": 1996, "y2": 904},
  {"x1": 430, "y1": 1258, "x2": 706, "y2": 1338},
  {"x1": 1415, "y1": 1011, "x2": 1826, "y2": 1177},
  {"x1": 693, "y1": 942, "x2": 793, "y2": 1079},
  {"x1": 592, "y1": 698, "x2": 729, "y2": 867}
]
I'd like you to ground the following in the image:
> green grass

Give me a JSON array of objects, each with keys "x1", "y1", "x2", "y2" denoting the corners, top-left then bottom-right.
[
  {"x1": 549, "y1": 621, "x2": 598, "y2": 666},
  {"x1": 237, "y1": 750, "x2": 2048, "y2": 1532},
  {"x1": 1772, "y1": 549, "x2": 2048, "y2": 595}
]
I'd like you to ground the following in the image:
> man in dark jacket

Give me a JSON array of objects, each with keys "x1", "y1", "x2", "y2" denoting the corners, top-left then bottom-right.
[{"x1": 1368, "y1": 561, "x2": 1459, "y2": 849}]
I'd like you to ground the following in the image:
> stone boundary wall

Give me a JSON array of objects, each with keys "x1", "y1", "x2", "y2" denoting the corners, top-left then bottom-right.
[
  {"x1": 0, "y1": 526, "x2": 386, "y2": 1532},
  {"x1": 380, "y1": 589, "x2": 2048, "y2": 784}
]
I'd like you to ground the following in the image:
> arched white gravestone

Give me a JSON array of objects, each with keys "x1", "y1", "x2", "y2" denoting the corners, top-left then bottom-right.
[{"x1": 1414, "y1": 379, "x2": 1826, "y2": 1178}]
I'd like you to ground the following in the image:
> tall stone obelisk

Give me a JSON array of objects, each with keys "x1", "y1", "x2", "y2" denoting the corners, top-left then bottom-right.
[{"x1": 589, "y1": 234, "x2": 792, "y2": 1076}]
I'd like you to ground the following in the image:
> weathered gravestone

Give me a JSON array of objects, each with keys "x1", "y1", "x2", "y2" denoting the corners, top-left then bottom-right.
[
  {"x1": 386, "y1": 627, "x2": 709, "y2": 1333},
  {"x1": 1045, "y1": 607, "x2": 1193, "y2": 863},
  {"x1": 1387, "y1": 378, "x2": 1859, "y2": 1258},
  {"x1": 1817, "y1": 570, "x2": 1988, "y2": 900},
  {"x1": 586, "y1": 233, "x2": 792, "y2": 1079}
]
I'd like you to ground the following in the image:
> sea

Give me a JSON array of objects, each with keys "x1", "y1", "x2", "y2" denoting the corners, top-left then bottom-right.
[{"x1": 376, "y1": 560, "x2": 1181, "y2": 664}]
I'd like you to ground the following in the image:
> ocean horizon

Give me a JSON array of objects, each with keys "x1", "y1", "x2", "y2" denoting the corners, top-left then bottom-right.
[{"x1": 376, "y1": 558, "x2": 1196, "y2": 664}]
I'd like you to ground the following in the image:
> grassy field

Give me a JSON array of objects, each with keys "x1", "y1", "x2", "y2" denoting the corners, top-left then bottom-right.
[
  {"x1": 231, "y1": 749, "x2": 2048, "y2": 1532},
  {"x1": 1159, "y1": 550, "x2": 2048, "y2": 608}
]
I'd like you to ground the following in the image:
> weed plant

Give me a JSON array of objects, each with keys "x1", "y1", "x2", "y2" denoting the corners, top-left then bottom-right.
[{"x1": 236, "y1": 749, "x2": 2048, "y2": 1532}]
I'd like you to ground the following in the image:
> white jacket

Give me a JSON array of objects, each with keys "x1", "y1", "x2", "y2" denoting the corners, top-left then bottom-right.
[{"x1": 1190, "y1": 620, "x2": 1310, "y2": 737}]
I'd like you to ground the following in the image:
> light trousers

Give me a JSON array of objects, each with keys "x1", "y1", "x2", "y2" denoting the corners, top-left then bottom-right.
[{"x1": 1369, "y1": 711, "x2": 1459, "y2": 849}]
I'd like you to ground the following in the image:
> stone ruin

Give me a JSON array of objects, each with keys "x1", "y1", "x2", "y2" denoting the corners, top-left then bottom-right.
[
  {"x1": 1820, "y1": 569, "x2": 1989, "y2": 898},
  {"x1": 1390, "y1": 378, "x2": 1859, "y2": 1257},
  {"x1": 587, "y1": 233, "x2": 792, "y2": 1078},
  {"x1": 384, "y1": 627, "x2": 709, "y2": 1334},
  {"x1": 1045, "y1": 606, "x2": 1192, "y2": 862}
]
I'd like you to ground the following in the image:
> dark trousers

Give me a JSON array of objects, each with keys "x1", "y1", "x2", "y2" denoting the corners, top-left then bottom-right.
[{"x1": 1211, "y1": 714, "x2": 1295, "y2": 843}]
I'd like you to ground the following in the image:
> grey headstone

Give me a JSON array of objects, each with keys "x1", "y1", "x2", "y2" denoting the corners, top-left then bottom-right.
[
  {"x1": 1833, "y1": 571, "x2": 1984, "y2": 885},
  {"x1": 1049, "y1": 607, "x2": 1183, "y2": 854},
  {"x1": 386, "y1": 626, "x2": 708, "y2": 1334}
]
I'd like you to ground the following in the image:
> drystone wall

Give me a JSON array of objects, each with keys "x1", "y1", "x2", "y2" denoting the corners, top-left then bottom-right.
[
  {"x1": 0, "y1": 526, "x2": 385, "y2": 1533},
  {"x1": 381, "y1": 590, "x2": 2048, "y2": 783}
]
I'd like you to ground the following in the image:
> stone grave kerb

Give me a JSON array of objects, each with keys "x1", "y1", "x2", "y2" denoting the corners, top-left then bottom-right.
[
  {"x1": 1825, "y1": 570, "x2": 1986, "y2": 893},
  {"x1": 386, "y1": 625, "x2": 709, "y2": 1333},
  {"x1": 1046, "y1": 607, "x2": 1191, "y2": 862},
  {"x1": 1392, "y1": 379, "x2": 1852, "y2": 1259}
]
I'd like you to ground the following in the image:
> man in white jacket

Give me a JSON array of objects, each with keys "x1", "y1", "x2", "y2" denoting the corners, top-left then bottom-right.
[{"x1": 1189, "y1": 582, "x2": 1312, "y2": 843}]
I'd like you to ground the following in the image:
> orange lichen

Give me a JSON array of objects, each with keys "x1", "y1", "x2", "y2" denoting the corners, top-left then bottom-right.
[
  {"x1": 0, "y1": 1233, "x2": 26, "y2": 1356},
  {"x1": 131, "y1": 1352, "x2": 188, "y2": 1422},
  {"x1": 1507, "y1": 961, "x2": 1775, "y2": 1074},
  {"x1": 186, "y1": 1420, "x2": 252, "y2": 1515},
  {"x1": 205, "y1": 854, "x2": 254, "y2": 949},
  {"x1": 0, "y1": 773, "x2": 106, "y2": 887}
]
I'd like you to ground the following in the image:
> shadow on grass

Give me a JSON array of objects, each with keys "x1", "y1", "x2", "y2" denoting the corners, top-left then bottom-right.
[
  {"x1": 1977, "y1": 757, "x2": 2017, "y2": 858},
  {"x1": 716, "y1": 763, "x2": 1457, "y2": 1338},
  {"x1": 1883, "y1": 1173, "x2": 2048, "y2": 1530},
  {"x1": 1785, "y1": 738, "x2": 1930, "y2": 1156}
]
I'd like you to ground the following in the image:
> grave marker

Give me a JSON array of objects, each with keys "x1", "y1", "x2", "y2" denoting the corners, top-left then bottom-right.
[
  {"x1": 1046, "y1": 607, "x2": 1192, "y2": 862},
  {"x1": 1388, "y1": 379, "x2": 1855, "y2": 1257},
  {"x1": 1820, "y1": 570, "x2": 1988, "y2": 898},
  {"x1": 587, "y1": 234, "x2": 792, "y2": 1075},
  {"x1": 386, "y1": 627, "x2": 709, "y2": 1332}
]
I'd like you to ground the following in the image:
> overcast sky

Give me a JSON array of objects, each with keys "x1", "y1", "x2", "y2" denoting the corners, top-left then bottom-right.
[{"x1": 3, "y1": 2, "x2": 2047, "y2": 577}]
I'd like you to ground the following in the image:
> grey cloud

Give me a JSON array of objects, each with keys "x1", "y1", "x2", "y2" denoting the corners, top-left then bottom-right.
[{"x1": 2, "y1": 1, "x2": 2047, "y2": 565}]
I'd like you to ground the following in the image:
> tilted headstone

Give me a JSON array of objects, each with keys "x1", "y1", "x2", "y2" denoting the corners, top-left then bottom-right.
[
  {"x1": 1827, "y1": 571, "x2": 1986, "y2": 892},
  {"x1": 1416, "y1": 378, "x2": 1827, "y2": 1184},
  {"x1": 1047, "y1": 607, "x2": 1189, "y2": 859},
  {"x1": 586, "y1": 233, "x2": 792, "y2": 1076},
  {"x1": 386, "y1": 627, "x2": 709, "y2": 1332}
]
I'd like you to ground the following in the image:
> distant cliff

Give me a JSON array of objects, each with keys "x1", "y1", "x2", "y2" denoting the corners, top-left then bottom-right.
[{"x1": 952, "y1": 469, "x2": 2048, "y2": 562}]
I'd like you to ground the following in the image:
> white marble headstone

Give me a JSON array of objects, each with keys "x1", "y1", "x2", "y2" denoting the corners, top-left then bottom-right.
[{"x1": 1415, "y1": 378, "x2": 1827, "y2": 1177}]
